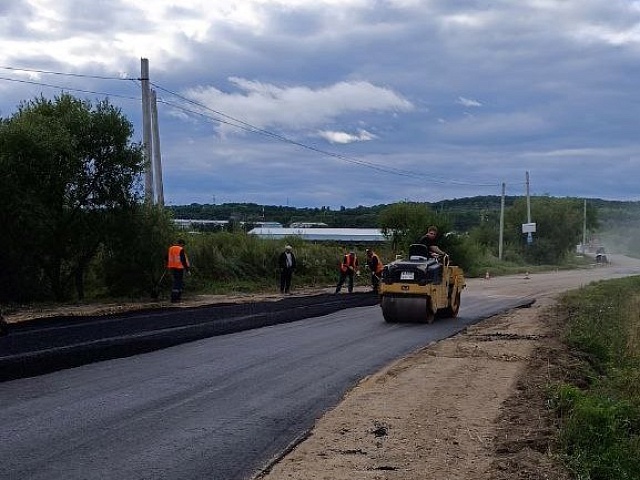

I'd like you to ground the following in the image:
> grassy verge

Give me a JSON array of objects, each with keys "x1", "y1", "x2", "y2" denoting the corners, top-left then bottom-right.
[
  {"x1": 552, "y1": 276, "x2": 640, "y2": 479},
  {"x1": 467, "y1": 251, "x2": 595, "y2": 279}
]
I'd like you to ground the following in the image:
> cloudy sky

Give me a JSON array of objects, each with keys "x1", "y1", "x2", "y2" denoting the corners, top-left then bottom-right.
[{"x1": 1, "y1": 0, "x2": 640, "y2": 208}]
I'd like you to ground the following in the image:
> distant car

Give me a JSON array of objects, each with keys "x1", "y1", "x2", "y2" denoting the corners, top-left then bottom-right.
[{"x1": 595, "y1": 247, "x2": 608, "y2": 264}]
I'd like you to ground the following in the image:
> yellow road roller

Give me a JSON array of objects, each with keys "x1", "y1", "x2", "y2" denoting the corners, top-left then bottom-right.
[{"x1": 379, "y1": 244, "x2": 466, "y2": 323}]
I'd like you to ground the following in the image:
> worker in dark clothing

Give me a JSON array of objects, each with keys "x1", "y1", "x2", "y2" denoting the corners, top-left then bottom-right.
[
  {"x1": 365, "y1": 248, "x2": 384, "y2": 293},
  {"x1": 417, "y1": 225, "x2": 446, "y2": 258},
  {"x1": 0, "y1": 313, "x2": 8, "y2": 336},
  {"x1": 335, "y1": 250, "x2": 359, "y2": 294},
  {"x1": 278, "y1": 245, "x2": 297, "y2": 294},
  {"x1": 167, "y1": 239, "x2": 190, "y2": 303}
]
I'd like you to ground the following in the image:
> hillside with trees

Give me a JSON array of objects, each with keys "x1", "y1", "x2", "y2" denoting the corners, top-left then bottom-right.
[{"x1": 166, "y1": 195, "x2": 523, "y2": 231}]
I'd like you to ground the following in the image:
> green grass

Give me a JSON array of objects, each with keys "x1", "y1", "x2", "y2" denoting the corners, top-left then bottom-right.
[{"x1": 552, "y1": 277, "x2": 640, "y2": 479}]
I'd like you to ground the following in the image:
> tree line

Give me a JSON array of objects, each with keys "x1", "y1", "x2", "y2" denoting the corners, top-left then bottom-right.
[
  {"x1": 166, "y1": 195, "x2": 523, "y2": 232},
  {"x1": 0, "y1": 93, "x2": 623, "y2": 305}
]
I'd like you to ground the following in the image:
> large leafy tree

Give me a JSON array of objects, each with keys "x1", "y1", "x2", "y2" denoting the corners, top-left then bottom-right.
[
  {"x1": 0, "y1": 94, "x2": 144, "y2": 300},
  {"x1": 379, "y1": 202, "x2": 433, "y2": 251}
]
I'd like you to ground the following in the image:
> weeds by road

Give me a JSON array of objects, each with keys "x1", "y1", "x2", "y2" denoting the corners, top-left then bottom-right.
[{"x1": 552, "y1": 276, "x2": 640, "y2": 479}]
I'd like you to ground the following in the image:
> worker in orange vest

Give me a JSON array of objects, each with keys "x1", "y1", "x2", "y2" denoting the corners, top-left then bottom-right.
[
  {"x1": 334, "y1": 250, "x2": 359, "y2": 294},
  {"x1": 167, "y1": 239, "x2": 190, "y2": 303},
  {"x1": 365, "y1": 248, "x2": 384, "y2": 293}
]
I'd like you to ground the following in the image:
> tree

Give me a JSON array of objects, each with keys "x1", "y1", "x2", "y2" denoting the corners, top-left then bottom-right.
[
  {"x1": 379, "y1": 202, "x2": 427, "y2": 250},
  {"x1": 100, "y1": 205, "x2": 176, "y2": 298},
  {"x1": 0, "y1": 94, "x2": 144, "y2": 301},
  {"x1": 504, "y1": 197, "x2": 597, "y2": 264}
]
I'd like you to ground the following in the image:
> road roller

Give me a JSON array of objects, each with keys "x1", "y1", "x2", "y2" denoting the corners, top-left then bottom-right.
[{"x1": 379, "y1": 244, "x2": 465, "y2": 323}]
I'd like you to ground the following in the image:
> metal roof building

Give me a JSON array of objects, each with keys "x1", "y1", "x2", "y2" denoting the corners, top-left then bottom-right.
[{"x1": 247, "y1": 227, "x2": 386, "y2": 243}]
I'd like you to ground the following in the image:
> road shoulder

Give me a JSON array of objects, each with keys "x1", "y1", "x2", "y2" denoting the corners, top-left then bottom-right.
[{"x1": 257, "y1": 298, "x2": 570, "y2": 480}]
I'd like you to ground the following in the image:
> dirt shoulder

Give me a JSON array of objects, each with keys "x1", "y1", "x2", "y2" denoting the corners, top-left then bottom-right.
[{"x1": 257, "y1": 296, "x2": 571, "y2": 480}]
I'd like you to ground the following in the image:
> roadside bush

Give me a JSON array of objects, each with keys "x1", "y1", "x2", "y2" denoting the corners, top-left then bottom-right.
[
  {"x1": 554, "y1": 277, "x2": 640, "y2": 479},
  {"x1": 100, "y1": 206, "x2": 176, "y2": 298},
  {"x1": 560, "y1": 393, "x2": 640, "y2": 479}
]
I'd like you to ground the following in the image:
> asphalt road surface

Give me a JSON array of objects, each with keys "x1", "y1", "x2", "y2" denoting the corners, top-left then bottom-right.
[
  {"x1": 0, "y1": 294, "x2": 380, "y2": 381},
  {"x1": 1, "y1": 256, "x2": 639, "y2": 480}
]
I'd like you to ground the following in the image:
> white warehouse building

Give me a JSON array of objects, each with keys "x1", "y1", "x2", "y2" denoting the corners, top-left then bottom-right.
[{"x1": 247, "y1": 227, "x2": 386, "y2": 243}]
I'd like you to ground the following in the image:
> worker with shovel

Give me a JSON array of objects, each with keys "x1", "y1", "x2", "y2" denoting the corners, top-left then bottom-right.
[
  {"x1": 365, "y1": 248, "x2": 384, "y2": 294},
  {"x1": 167, "y1": 239, "x2": 190, "y2": 303}
]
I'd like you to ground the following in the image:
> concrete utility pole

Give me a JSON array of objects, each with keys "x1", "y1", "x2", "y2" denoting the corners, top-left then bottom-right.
[
  {"x1": 151, "y1": 89, "x2": 164, "y2": 207},
  {"x1": 525, "y1": 171, "x2": 532, "y2": 245},
  {"x1": 499, "y1": 182, "x2": 505, "y2": 260},
  {"x1": 140, "y1": 58, "x2": 154, "y2": 204},
  {"x1": 582, "y1": 198, "x2": 587, "y2": 253}
]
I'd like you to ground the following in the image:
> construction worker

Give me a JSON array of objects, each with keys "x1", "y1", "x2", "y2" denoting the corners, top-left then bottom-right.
[
  {"x1": 278, "y1": 245, "x2": 297, "y2": 294},
  {"x1": 0, "y1": 313, "x2": 8, "y2": 336},
  {"x1": 417, "y1": 225, "x2": 446, "y2": 258},
  {"x1": 417, "y1": 226, "x2": 446, "y2": 284},
  {"x1": 167, "y1": 239, "x2": 190, "y2": 303},
  {"x1": 365, "y1": 248, "x2": 384, "y2": 293},
  {"x1": 335, "y1": 249, "x2": 359, "y2": 294}
]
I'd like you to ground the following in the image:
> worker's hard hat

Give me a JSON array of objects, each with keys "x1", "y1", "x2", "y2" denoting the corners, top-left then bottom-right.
[{"x1": 285, "y1": 245, "x2": 292, "y2": 250}]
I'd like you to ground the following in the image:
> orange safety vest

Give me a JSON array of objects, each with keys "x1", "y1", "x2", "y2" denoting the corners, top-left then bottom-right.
[
  {"x1": 369, "y1": 252, "x2": 384, "y2": 274},
  {"x1": 167, "y1": 245, "x2": 189, "y2": 269},
  {"x1": 340, "y1": 253, "x2": 357, "y2": 273}
]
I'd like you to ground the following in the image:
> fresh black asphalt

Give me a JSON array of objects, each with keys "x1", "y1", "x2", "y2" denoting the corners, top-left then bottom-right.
[{"x1": 0, "y1": 293, "x2": 380, "y2": 381}]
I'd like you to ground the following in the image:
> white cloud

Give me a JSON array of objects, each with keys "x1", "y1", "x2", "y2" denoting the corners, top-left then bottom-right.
[
  {"x1": 317, "y1": 129, "x2": 376, "y2": 144},
  {"x1": 571, "y1": 24, "x2": 640, "y2": 46},
  {"x1": 182, "y1": 79, "x2": 413, "y2": 133},
  {"x1": 456, "y1": 97, "x2": 482, "y2": 108}
]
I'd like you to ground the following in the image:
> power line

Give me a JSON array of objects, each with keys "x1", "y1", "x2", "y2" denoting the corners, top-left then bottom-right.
[
  {"x1": 0, "y1": 65, "x2": 509, "y2": 188},
  {"x1": 0, "y1": 65, "x2": 132, "y2": 81},
  {"x1": 0, "y1": 75, "x2": 140, "y2": 101},
  {"x1": 152, "y1": 82, "x2": 501, "y2": 188}
]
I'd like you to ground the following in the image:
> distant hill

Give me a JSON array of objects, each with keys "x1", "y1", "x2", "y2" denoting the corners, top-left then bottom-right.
[
  {"x1": 166, "y1": 196, "x2": 521, "y2": 231},
  {"x1": 166, "y1": 197, "x2": 640, "y2": 257}
]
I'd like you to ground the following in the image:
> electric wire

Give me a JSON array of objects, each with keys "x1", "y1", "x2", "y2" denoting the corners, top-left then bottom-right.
[
  {"x1": 0, "y1": 65, "x2": 132, "y2": 81},
  {"x1": 0, "y1": 75, "x2": 140, "y2": 102},
  {"x1": 152, "y1": 82, "x2": 502, "y2": 188},
  {"x1": 0, "y1": 66, "x2": 513, "y2": 189}
]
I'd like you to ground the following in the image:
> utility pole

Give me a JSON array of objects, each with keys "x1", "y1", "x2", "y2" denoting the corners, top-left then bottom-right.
[
  {"x1": 525, "y1": 171, "x2": 532, "y2": 245},
  {"x1": 151, "y1": 89, "x2": 164, "y2": 207},
  {"x1": 582, "y1": 198, "x2": 587, "y2": 253},
  {"x1": 499, "y1": 182, "x2": 505, "y2": 260},
  {"x1": 140, "y1": 58, "x2": 154, "y2": 204}
]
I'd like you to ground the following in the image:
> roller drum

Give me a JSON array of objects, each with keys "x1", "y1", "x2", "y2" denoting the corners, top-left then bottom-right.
[{"x1": 381, "y1": 295, "x2": 432, "y2": 323}]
